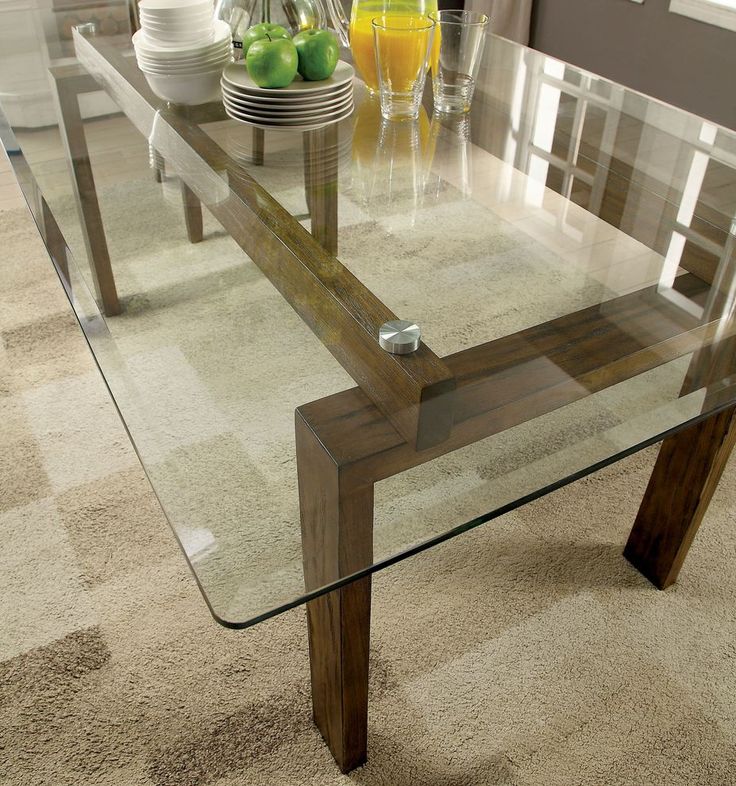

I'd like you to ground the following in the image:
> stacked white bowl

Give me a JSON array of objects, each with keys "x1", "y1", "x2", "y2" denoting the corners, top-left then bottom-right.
[{"x1": 133, "y1": 0, "x2": 231, "y2": 105}]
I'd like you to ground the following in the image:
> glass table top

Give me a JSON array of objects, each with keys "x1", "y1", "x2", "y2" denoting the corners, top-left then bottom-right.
[{"x1": 1, "y1": 5, "x2": 735, "y2": 626}]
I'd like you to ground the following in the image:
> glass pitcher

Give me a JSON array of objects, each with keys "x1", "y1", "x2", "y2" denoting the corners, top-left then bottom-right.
[
  {"x1": 216, "y1": 0, "x2": 326, "y2": 58},
  {"x1": 324, "y1": 0, "x2": 438, "y2": 92}
]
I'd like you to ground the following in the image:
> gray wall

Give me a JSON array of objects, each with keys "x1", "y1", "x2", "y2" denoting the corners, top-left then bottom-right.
[{"x1": 530, "y1": 0, "x2": 736, "y2": 129}]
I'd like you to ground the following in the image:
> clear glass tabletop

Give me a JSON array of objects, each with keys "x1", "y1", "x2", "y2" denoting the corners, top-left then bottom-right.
[{"x1": 2, "y1": 4, "x2": 735, "y2": 627}]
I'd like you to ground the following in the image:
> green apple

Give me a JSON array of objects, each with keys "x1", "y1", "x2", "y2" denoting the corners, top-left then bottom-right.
[
  {"x1": 241, "y1": 22, "x2": 291, "y2": 57},
  {"x1": 293, "y1": 29, "x2": 339, "y2": 81},
  {"x1": 246, "y1": 36, "x2": 298, "y2": 88}
]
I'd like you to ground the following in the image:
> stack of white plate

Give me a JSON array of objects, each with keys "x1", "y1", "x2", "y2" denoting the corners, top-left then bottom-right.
[
  {"x1": 221, "y1": 61, "x2": 355, "y2": 131},
  {"x1": 133, "y1": 0, "x2": 231, "y2": 105}
]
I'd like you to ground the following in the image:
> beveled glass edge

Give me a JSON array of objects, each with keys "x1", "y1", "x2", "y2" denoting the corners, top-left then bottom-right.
[
  {"x1": 4, "y1": 101, "x2": 735, "y2": 630},
  {"x1": 5, "y1": 32, "x2": 736, "y2": 629},
  {"x1": 0, "y1": 107, "x2": 229, "y2": 629},
  {"x1": 215, "y1": 390, "x2": 736, "y2": 629}
]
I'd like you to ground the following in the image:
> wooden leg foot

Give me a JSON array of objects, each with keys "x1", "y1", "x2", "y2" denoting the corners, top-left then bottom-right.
[
  {"x1": 624, "y1": 405, "x2": 736, "y2": 589},
  {"x1": 296, "y1": 409, "x2": 373, "y2": 773},
  {"x1": 306, "y1": 579, "x2": 371, "y2": 773}
]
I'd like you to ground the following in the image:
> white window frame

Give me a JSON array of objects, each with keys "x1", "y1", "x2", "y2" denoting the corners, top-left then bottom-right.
[{"x1": 669, "y1": 0, "x2": 736, "y2": 32}]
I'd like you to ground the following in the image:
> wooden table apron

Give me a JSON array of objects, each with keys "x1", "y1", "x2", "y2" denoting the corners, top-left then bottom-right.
[{"x1": 49, "y1": 31, "x2": 736, "y2": 775}]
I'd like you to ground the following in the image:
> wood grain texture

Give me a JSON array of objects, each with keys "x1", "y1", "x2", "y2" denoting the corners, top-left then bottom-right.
[
  {"x1": 51, "y1": 68, "x2": 121, "y2": 316},
  {"x1": 624, "y1": 405, "x2": 736, "y2": 589},
  {"x1": 296, "y1": 410, "x2": 372, "y2": 773},
  {"x1": 297, "y1": 273, "x2": 726, "y2": 484},
  {"x1": 73, "y1": 32, "x2": 455, "y2": 452}
]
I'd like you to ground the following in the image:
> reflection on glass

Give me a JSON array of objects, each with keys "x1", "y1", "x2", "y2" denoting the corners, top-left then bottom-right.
[
  {"x1": 424, "y1": 112, "x2": 472, "y2": 201},
  {"x1": 351, "y1": 95, "x2": 431, "y2": 225}
]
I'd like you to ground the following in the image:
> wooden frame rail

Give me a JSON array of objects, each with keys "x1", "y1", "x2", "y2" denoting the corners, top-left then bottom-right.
[{"x1": 69, "y1": 29, "x2": 456, "y2": 451}]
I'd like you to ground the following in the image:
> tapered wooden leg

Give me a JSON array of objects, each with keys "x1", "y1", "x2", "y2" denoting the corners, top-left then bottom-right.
[
  {"x1": 296, "y1": 409, "x2": 373, "y2": 773},
  {"x1": 180, "y1": 181, "x2": 203, "y2": 243},
  {"x1": 624, "y1": 405, "x2": 736, "y2": 589},
  {"x1": 52, "y1": 73, "x2": 120, "y2": 316}
]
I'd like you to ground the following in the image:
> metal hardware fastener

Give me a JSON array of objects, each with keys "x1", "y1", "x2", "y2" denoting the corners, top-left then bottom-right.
[{"x1": 378, "y1": 320, "x2": 421, "y2": 355}]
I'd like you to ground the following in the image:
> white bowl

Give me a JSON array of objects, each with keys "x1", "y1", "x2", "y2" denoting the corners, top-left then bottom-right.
[
  {"x1": 134, "y1": 33, "x2": 228, "y2": 54},
  {"x1": 139, "y1": 0, "x2": 212, "y2": 12},
  {"x1": 132, "y1": 20, "x2": 228, "y2": 57},
  {"x1": 144, "y1": 67, "x2": 223, "y2": 104},
  {"x1": 140, "y1": 16, "x2": 213, "y2": 30},
  {"x1": 140, "y1": 10, "x2": 212, "y2": 27},
  {"x1": 140, "y1": 12, "x2": 213, "y2": 28},
  {"x1": 140, "y1": 6, "x2": 212, "y2": 17},
  {"x1": 136, "y1": 50, "x2": 227, "y2": 71},
  {"x1": 137, "y1": 52, "x2": 231, "y2": 74},
  {"x1": 136, "y1": 47, "x2": 229, "y2": 66},
  {"x1": 141, "y1": 19, "x2": 213, "y2": 34},
  {"x1": 135, "y1": 45, "x2": 230, "y2": 65},
  {"x1": 143, "y1": 31, "x2": 215, "y2": 47}
]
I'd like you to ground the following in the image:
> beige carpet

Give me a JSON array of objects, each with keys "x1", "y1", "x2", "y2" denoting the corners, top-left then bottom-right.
[{"x1": 2, "y1": 196, "x2": 736, "y2": 786}]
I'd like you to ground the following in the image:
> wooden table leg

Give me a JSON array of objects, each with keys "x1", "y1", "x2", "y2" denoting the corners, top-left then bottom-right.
[
  {"x1": 624, "y1": 404, "x2": 736, "y2": 589},
  {"x1": 303, "y1": 124, "x2": 338, "y2": 255},
  {"x1": 180, "y1": 181, "x2": 203, "y2": 243},
  {"x1": 252, "y1": 127, "x2": 265, "y2": 166},
  {"x1": 52, "y1": 73, "x2": 121, "y2": 316},
  {"x1": 296, "y1": 409, "x2": 372, "y2": 773}
]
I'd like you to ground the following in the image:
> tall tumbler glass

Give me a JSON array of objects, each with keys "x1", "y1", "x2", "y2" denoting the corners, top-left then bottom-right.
[
  {"x1": 372, "y1": 16, "x2": 435, "y2": 120},
  {"x1": 430, "y1": 9, "x2": 489, "y2": 114}
]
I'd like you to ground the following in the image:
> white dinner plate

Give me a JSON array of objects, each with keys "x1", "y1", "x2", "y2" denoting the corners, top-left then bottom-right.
[
  {"x1": 221, "y1": 82, "x2": 352, "y2": 110},
  {"x1": 221, "y1": 60, "x2": 354, "y2": 96},
  {"x1": 222, "y1": 96, "x2": 353, "y2": 118},
  {"x1": 221, "y1": 78, "x2": 352, "y2": 99},
  {"x1": 224, "y1": 101, "x2": 354, "y2": 130}
]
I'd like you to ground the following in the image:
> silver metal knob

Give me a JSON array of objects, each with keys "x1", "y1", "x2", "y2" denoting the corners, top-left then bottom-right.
[{"x1": 378, "y1": 320, "x2": 421, "y2": 355}]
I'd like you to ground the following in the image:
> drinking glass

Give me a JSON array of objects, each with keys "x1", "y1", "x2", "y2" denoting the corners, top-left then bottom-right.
[
  {"x1": 372, "y1": 16, "x2": 435, "y2": 120},
  {"x1": 430, "y1": 9, "x2": 489, "y2": 114}
]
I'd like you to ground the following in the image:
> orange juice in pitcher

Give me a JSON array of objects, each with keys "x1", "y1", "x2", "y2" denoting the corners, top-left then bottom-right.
[
  {"x1": 321, "y1": 0, "x2": 438, "y2": 92},
  {"x1": 349, "y1": 1, "x2": 438, "y2": 92}
]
